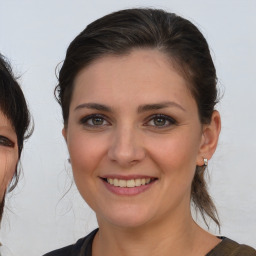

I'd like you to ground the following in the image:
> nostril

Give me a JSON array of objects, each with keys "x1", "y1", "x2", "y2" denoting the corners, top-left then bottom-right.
[{"x1": 107, "y1": 131, "x2": 146, "y2": 166}]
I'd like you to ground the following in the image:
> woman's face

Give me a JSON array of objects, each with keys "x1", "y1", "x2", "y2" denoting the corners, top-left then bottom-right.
[
  {"x1": 0, "y1": 111, "x2": 18, "y2": 200},
  {"x1": 64, "y1": 49, "x2": 218, "y2": 228}
]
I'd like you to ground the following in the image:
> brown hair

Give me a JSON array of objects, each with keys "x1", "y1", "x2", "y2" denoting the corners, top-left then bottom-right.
[{"x1": 55, "y1": 8, "x2": 219, "y2": 228}]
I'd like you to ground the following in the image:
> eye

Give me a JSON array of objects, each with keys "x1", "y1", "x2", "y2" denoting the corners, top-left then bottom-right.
[
  {"x1": 145, "y1": 114, "x2": 176, "y2": 128},
  {"x1": 80, "y1": 114, "x2": 110, "y2": 127},
  {"x1": 0, "y1": 135, "x2": 15, "y2": 148}
]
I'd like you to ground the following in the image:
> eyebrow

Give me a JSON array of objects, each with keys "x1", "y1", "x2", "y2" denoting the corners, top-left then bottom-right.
[
  {"x1": 137, "y1": 101, "x2": 186, "y2": 113},
  {"x1": 74, "y1": 103, "x2": 112, "y2": 112},
  {"x1": 74, "y1": 101, "x2": 185, "y2": 113}
]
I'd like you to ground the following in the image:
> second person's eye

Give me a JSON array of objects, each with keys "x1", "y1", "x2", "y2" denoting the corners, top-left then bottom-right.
[{"x1": 0, "y1": 135, "x2": 15, "y2": 148}]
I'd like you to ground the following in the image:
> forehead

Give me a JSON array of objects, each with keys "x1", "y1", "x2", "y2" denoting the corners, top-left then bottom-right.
[
  {"x1": 75, "y1": 49, "x2": 186, "y2": 83},
  {"x1": 72, "y1": 49, "x2": 193, "y2": 103}
]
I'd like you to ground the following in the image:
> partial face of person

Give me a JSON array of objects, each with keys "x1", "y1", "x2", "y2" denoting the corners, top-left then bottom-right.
[
  {"x1": 0, "y1": 111, "x2": 18, "y2": 200},
  {"x1": 64, "y1": 49, "x2": 219, "y2": 228}
]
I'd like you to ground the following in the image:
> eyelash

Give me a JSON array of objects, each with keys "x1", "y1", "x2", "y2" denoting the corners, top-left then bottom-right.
[
  {"x1": 0, "y1": 135, "x2": 15, "y2": 148},
  {"x1": 144, "y1": 114, "x2": 177, "y2": 128},
  {"x1": 79, "y1": 114, "x2": 177, "y2": 129},
  {"x1": 80, "y1": 114, "x2": 110, "y2": 127}
]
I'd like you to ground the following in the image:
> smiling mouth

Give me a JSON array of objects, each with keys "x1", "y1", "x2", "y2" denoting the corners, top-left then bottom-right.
[{"x1": 102, "y1": 178, "x2": 157, "y2": 188}]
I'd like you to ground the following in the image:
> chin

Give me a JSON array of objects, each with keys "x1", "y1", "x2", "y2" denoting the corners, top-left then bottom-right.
[
  {"x1": 96, "y1": 204, "x2": 154, "y2": 229},
  {"x1": 104, "y1": 216, "x2": 151, "y2": 229}
]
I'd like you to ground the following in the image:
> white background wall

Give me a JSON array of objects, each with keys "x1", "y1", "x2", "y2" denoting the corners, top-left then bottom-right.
[{"x1": 0, "y1": 0, "x2": 255, "y2": 255}]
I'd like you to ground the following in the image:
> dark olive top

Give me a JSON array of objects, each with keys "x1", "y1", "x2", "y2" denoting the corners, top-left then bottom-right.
[
  {"x1": 206, "y1": 236, "x2": 256, "y2": 256},
  {"x1": 43, "y1": 229, "x2": 256, "y2": 256}
]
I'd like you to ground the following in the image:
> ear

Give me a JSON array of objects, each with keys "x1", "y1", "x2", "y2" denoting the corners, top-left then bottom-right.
[
  {"x1": 196, "y1": 111, "x2": 221, "y2": 166},
  {"x1": 62, "y1": 127, "x2": 67, "y2": 142}
]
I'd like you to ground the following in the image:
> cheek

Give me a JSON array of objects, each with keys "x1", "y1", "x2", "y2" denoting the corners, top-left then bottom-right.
[
  {"x1": 147, "y1": 130, "x2": 201, "y2": 179},
  {"x1": 145, "y1": 131, "x2": 202, "y2": 210},
  {"x1": 67, "y1": 131, "x2": 109, "y2": 209},
  {"x1": 67, "y1": 131, "x2": 107, "y2": 177},
  {"x1": 0, "y1": 150, "x2": 18, "y2": 198}
]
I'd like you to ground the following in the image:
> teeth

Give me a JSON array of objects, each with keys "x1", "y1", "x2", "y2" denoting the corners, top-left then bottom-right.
[
  {"x1": 114, "y1": 178, "x2": 118, "y2": 186},
  {"x1": 135, "y1": 179, "x2": 141, "y2": 186},
  {"x1": 106, "y1": 178, "x2": 152, "y2": 188},
  {"x1": 127, "y1": 179, "x2": 135, "y2": 187},
  {"x1": 119, "y1": 180, "x2": 126, "y2": 187}
]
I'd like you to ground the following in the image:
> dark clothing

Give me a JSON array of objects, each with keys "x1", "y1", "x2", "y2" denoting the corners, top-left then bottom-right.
[
  {"x1": 206, "y1": 237, "x2": 256, "y2": 256},
  {"x1": 43, "y1": 229, "x2": 97, "y2": 256},
  {"x1": 44, "y1": 229, "x2": 256, "y2": 256}
]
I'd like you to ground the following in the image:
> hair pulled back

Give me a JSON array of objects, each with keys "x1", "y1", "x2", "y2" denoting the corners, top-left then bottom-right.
[
  {"x1": 0, "y1": 54, "x2": 32, "y2": 220},
  {"x1": 56, "y1": 8, "x2": 219, "y2": 228}
]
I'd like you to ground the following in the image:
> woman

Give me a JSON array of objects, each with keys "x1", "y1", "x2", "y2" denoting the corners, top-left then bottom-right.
[
  {"x1": 0, "y1": 54, "x2": 31, "y2": 248},
  {"x1": 45, "y1": 8, "x2": 255, "y2": 256}
]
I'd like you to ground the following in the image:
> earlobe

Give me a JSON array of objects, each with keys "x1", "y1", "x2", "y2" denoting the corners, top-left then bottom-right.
[{"x1": 197, "y1": 111, "x2": 221, "y2": 166}]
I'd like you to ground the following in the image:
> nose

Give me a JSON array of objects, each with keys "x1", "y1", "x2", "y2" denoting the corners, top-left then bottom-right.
[{"x1": 107, "y1": 125, "x2": 146, "y2": 167}]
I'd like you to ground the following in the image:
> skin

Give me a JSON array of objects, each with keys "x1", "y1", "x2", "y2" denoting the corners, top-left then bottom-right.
[
  {"x1": 63, "y1": 49, "x2": 221, "y2": 256},
  {"x1": 0, "y1": 111, "x2": 18, "y2": 201}
]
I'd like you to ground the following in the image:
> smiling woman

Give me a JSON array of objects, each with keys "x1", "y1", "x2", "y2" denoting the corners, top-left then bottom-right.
[
  {"x1": 0, "y1": 54, "x2": 31, "y2": 251},
  {"x1": 44, "y1": 8, "x2": 255, "y2": 256}
]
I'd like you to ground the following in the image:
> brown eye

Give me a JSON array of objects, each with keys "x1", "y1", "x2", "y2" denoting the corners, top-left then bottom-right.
[
  {"x1": 153, "y1": 117, "x2": 167, "y2": 126},
  {"x1": 146, "y1": 114, "x2": 176, "y2": 128},
  {"x1": 0, "y1": 135, "x2": 15, "y2": 148},
  {"x1": 80, "y1": 114, "x2": 110, "y2": 127},
  {"x1": 91, "y1": 117, "x2": 104, "y2": 125}
]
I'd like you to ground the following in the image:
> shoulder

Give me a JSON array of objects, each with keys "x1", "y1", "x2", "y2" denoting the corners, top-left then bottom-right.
[
  {"x1": 43, "y1": 229, "x2": 98, "y2": 256},
  {"x1": 43, "y1": 237, "x2": 85, "y2": 256},
  {"x1": 207, "y1": 237, "x2": 256, "y2": 256},
  {"x1": 43, "y1": 244, "x2": 73, "y2": 256}
]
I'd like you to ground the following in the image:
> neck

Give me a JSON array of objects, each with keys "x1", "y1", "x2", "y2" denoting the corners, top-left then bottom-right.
[{"x1": 93, "y1": 210, "x2": 216, "y2": 256}]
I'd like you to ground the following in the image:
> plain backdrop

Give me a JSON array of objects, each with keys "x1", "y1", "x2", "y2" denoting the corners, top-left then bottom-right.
[{"x1": 0, "y1": 0, "x2": 255, "y2": 255}]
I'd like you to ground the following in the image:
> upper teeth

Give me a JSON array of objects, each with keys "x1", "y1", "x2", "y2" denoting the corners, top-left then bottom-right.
[{"x1": 107, "y1": 178, "x2": 151, "y2": 188}]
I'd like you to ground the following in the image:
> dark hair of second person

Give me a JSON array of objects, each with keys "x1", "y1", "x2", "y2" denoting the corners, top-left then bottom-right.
[{"x1": 0, "y1": 54, "x2": 32, "y2": 223}]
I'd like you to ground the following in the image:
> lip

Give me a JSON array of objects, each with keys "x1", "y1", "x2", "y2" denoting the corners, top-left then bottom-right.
[
  {"x1": 101, "y1": 174, "x2": 156, "y2": 180},
  {"x1": 100, "y1": 175, "x2": 158, "y2": 196}
]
